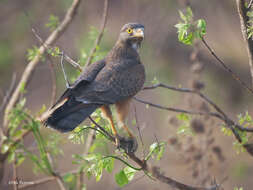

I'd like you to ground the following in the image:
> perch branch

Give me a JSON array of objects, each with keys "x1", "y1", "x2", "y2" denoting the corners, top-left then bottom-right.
[{"x1": 89, "y1": 119, "x2": 220, "y2": 190}]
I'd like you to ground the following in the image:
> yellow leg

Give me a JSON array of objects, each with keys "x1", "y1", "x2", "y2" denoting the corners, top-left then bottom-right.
[
  {"x1": 115, "y1": 98, "x2": 134, "y2": 137},
  {"x1": 100, "y1": 105, "x2": 119, "y2": 145}
]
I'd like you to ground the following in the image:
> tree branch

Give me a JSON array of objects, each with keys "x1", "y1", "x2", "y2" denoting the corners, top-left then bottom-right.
[
  {"x1": 133, "y1": 97, "x2": 222, "y2": 119},
  {"x1": 236, "y1": 0, "x2": 253, "y2": 86},
  {"x1": 88, "y1": 119, "x2": 220, "y2": 190},
  {"x1": 141, "y1": 83, "x2": 253, "y2": 156},
  {"x1": 84, "y1": 0, "x2": 109, "y2": 68},
  {"x1": 18, "y1": 168, "x2": 80, "y2": 189},
  {"x1": 3, "y1": 0, "x2": 82, "y2": 128},
  {"x1": 201, "y1": 37, "x2": 253, "y2": 94},
  {"x1": 248, "y1": 0, "x2": 253, "y2": 8}
]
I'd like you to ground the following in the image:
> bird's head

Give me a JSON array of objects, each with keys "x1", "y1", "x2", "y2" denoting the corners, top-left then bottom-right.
[{"x1": 118, "y1": 23, "x2": 144, "y2": 50}]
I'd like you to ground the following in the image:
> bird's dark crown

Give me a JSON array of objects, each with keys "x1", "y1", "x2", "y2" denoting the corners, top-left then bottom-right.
[
  {"x1": 120, "y1": 23, "x2": 144, "y2": 32},
  {"x1": 117, "y1": 22, "x2": 145, "y2": 45}
]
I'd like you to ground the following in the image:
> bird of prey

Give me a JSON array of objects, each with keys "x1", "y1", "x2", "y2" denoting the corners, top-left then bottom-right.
[{"x1": 43, "y1": 23, "x2": 145, "y2": 152}]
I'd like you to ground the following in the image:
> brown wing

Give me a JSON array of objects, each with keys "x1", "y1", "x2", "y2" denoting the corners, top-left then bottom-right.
[
  {"x1": 51, "y1": 59, "x2": 106, "y2": 108},
  {"x1": 74, "y1": 60, "x2": 145, "y2": 105}
]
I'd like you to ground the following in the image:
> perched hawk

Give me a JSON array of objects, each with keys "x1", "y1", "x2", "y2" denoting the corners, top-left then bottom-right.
[{"x1": 44, "y1": 23, "x2": 145, "y2": 152}]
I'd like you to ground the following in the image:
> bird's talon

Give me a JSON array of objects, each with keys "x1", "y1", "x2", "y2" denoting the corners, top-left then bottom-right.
[{"x1": 115, "y1": 136, "x2": 138, "y2": 153}]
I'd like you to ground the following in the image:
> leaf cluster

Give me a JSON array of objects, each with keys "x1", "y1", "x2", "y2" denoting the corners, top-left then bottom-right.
[{"x1": 175, "y1": 7, "x2": 206, "y2": 45}]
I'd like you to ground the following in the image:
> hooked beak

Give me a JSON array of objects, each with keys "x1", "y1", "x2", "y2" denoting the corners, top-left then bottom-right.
[{"x1": 132, "y1": 28, "x2": 144, "y2": 39}]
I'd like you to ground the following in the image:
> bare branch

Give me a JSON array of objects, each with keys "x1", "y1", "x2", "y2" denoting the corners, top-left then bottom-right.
[
  {"x1": 12, "y1": 156, "x2": 18, "y2": 190},
  {"x1": 133, "y1": 97, "x2": 222, "y2": 119},
  {"x1": 143, "y1": 83, "x2": 253, "y2": 132},
  {"x1": 201, "y1": 37, "x2": 253, "y2": 94},
  {"x1": 47, "y1": 57, "x2": 57, "y2": 107},
  {"x1": 0, "y1": 73, "x2": 16, "y2": 113},
  {"x1": 54, "y1": 174, "x2": 67, "y2": 190},
  {"x1": 18, "y1": 168, "x2": 80, "y2": 189},
  {"x1": 3, "y1": 0, "x2": 82, "y2": 128},
  {"x1": 236, "y1": 0, "x2": 253, "y2": 86},
  {"x1": 84, "y1": 0, "x2": 109, "y2": 68},
  {"x1": 31, "y1": 28, "x2": 82, "y2": 71},
  {"x1": 142, "y1": 83, "x2": 253, "y2": 156},
  {"x1": 248, "y1": 0, "x2": 253, "y2": 8}
]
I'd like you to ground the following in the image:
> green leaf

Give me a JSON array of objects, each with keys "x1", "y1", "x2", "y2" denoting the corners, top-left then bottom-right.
[
  {"x1": 81, "y1": 184, "x2": 87, "y2": 190},
  {"x1": 177, "y1": 113, "x2": 190, "y2": 121},
  {"x1": 103, "y1": 157, "x2": 114, "y2": 173},
  {"x1": 115, "y1": 170, "x2": 128, "y2": 187},
  {"x1": 11, "y1": 130, "x2": 23, "y2": 139},
  {"x1": 7, "y1": 151, "x2": 15, "y2": 163},
  {"x1": 146, "y1": 142, "x2": 166, "y2": 161},
  {"x1": 45, "y1": 14, "x2": 59, "y2": 31},
  {"x1": 123, "y1": 166, "x2": 137, "y2": 181},
  {"x1": 151, "y1": 77, "x2": 159, "y2": 85},
  {"x1": 156, "y1": 144, "x2": 165, "y2": 160},
  {"x1": 1, "y1": 143, "x2": 10, "y2": 153},
  {"x1": 186, "y1": 7, "x2": 193, "y2": 20},
  {"x1": 175, "y1": 7, "x2": 206, "y2": 45},
  {"x1": 26, "y1": 46, "x2": 39, "y2": 61},
  {"x1": 63, "y1": 173, "x2": 75, "y2": 183},
  {"x1": 19, "y1": 83, "x2": 26, "y2": 94},
  {"x1": 95, "y1": 160, "x2": 103, "y2": 181},
  {"x1": 179, "y1": 11, "x2": 187, "y2": 22},
  {"x1": 16, "y1": 154, "x2": 25, "y2": 166},
  {"x1": 196, "y1": 19, "x2": 206, "y2": 37}
]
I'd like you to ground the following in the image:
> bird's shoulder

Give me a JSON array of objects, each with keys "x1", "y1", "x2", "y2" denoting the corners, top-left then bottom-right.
[{"x1": 73, "y1": 59, "x2": 106, "y2": 86}]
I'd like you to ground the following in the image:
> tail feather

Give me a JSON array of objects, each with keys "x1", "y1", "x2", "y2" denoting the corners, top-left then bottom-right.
[{"x1": 44, "y1": 98, "x2": 100, "y2": 132}]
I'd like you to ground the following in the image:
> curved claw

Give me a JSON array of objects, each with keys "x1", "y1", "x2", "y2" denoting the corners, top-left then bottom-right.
[{"x1": 117, "y1": 136, "x2": 138, "y2": 153}]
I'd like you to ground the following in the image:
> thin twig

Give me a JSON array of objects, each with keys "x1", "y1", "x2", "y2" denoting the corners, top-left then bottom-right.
[
  {"x1": 133, "y1": 97, "x2": 222, "y2": 119},
  {"x1": 0, "y1": 73, "x2": 16, "y2": 113},
  {"x1": 84, "y1": 0, "x2": 109, "y2": 68},
  {"x1": 143, "y1": 83, "x2": 253, "y2": 132},
  {"x1": 13, "y1": 155, "x2": 18, "y2": 190},
  {"x1": 60, "y1": 51, "x2": 70, "y2": 88},
  {"x1": 18, "y1": 168, "x2": 80, "y2": 189},
  {"x1": 141, "y1": 83, "x2": 253, "y2": 156},
  {"x1": 88, "y1": 116, "x2": 114, "y2": 141},
  {"x1": 31, "y1": 28, "x2": 82, "y2": 71},
  {"x1": 133, "y1": 103, "x2": 145, "y2": 157},
  {"x1": 47, "y1": 153, "x2": 67, "y2": 190},
  {"x1": 55, "y1": 174, "x2": 67, "y2": 190},
  {"x1": 236, "y1": 0, "x2": 253, "y2": 87},
  {"x1": 201, "y1": 37, "x2": 253, "y2": 94},
  {"x1": 3, "y1": 0, "x2": 82, "y2": 128},
  {"x1": 248, "y1": 0, "x2": 253, "y2": 9},
  {"x1": 47, "y1": 56, "x2": 57, "y2": 107}
]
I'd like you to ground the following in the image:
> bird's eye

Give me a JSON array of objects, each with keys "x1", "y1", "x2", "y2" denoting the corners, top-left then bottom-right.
[{"x1": 126, "y1": 28, "x2": 133, "y2": 34}]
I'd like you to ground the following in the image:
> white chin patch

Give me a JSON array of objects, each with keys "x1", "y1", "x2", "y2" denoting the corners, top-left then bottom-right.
[{"x1": 132, "y1": 43, "x2": 139, "y2": 51}]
